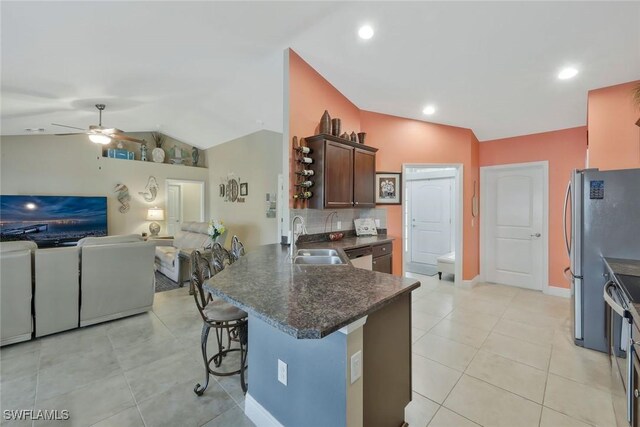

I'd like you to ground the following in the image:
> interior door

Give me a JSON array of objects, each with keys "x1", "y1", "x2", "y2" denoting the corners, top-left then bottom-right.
[
  {"x1": 410, "y1": 178, "x2": 453, "y2": 266},
  {"x1": 484, "y1": 165, "x2": 544, "y2": 290},
  {"x1": 166, "y1": 184, "x2": 181, "y2": 236}
]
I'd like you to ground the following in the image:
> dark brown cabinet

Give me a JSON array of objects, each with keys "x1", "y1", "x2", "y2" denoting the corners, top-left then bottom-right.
[
  {"x1": 372, "y1": 242, "x2": 393, "y2": 274},
  {"x1": 305, "y1": 134, "x2": 377, "y2": 209}
]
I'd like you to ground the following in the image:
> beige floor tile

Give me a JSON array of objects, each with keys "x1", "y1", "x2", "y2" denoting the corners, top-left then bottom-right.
[
  {"x1": 0, "y1": 351, "x2": 39, "y2": 383},
  {"x1": 39, "y1": 324, "x2": 111, "y2": 360},
  {"x1": 34, "y1": 373, "x2": 134, "y2": 427},
  {"x1": 91, "y1": 406, "x2": 145, "y2": 427},
  {"x1": 414, "y1": 334, "x2": 477, "y2": 372},
  {"x1": 412, "y1": 327, "x2": 428, "y2": 343},
  {"x1": 413, "y1": 295, "x2": 455, "y2": 317},
  {"x1": 137, "y1": 376, "x2": 235, "y2": 427},
  {"x1": 453, "y1": 297, "x2": 509, "y2": 317},
  {"x1": 549, "y1": 337, "x2": 616, "y2": 392},
  {"x1": 428, "y1": 318, "x2": 490, "y2": 348},
  {"x1": 106, "y1": 312, "x2": 174, "y2": 349},
  {"x1": 405, "y1": 392, "x2": 440, "y2": 427},
  {"x1": 0, "y1": 373, "x2": 37, "y2": 413},
  {"x1": 539, "y1": 407, "x2": 592, "y2": 427},
  {"x1": 154, "y1": 309, "x2": 202, "y2": 337},
  {"x1": 37, "y1": 346, "x2": 122, "y2": 401},
  {"x1": 503, "y1": 306, "x2": 567, "y2": 329},
  {"x1": 124, "y1": 349, "x2": 201, "y2": 402},
  {"x1": 443, "y1": 375, "x2": 541, "y2": 427},
  {"x1": 493, "y1": 317, "x2": 555, "y2": 346},
  {"x1": 114, "y1": 335, "x2": 186, "y2": 371},
  {"x1": 481, "y1": 332, "x2": 551, "y2": 371},
  {"x1": 544, "y1": 373, "x2": 616, "y2": 427},
  {"x1": 445, "y1": 308, "x2": 500, "y2": 331},
  {"x1": 412, "y1": 311, "x2": 444, "y2": 332},
  {"x1": 427, "y1": 407, "x2": 480, "y2": 427},
  {"x1": 412, "y1": 354, "x2": 462, "y2": 404},
  {"x1": 202, "y1": 404, "x2": 255, "y2": 427},
  {"x1": 465, "y1": 350, "x2": 547, "y2": 403},
  {"x1": 0, "y1": 339, "x2": 41, "y2": 361}
]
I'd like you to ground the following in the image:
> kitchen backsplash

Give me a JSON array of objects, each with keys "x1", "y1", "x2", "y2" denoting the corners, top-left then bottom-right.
[{"x1": 290, "y1": 208, "x2": 387, "y2": 235}]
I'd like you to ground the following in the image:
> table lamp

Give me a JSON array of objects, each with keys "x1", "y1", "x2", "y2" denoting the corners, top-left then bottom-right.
[{"x1": 146, "y1": 207, "x2": 164, "y2": 236}]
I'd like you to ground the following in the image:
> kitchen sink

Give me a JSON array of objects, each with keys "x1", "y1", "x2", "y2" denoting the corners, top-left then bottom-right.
[
  {"x1": 296, "y1": 249, "x2": 339, "y2": 257},
  {"x1": 293, "y1": 255, "x2": 346, "y2": 265}
]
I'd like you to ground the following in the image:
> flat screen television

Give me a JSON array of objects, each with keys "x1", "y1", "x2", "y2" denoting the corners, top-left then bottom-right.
[{"x1": 0, "y1": 195, "x2": 107, "y2": 247}]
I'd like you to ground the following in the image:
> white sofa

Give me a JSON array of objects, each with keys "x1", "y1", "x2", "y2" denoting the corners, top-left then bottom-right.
[
  {"x1": 78, "y1": 234, "x2": 156, "y2": 327},
  {"x1": 0, "y1": 241, "x2": 37, "y2": 346},
  {"x1": 154, "y1": 222, "x2": 226, "y2": 283}
]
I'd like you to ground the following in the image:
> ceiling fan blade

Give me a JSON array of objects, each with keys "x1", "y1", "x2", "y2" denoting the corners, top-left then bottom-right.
[
  {"x1": 51, "y1": 123, "x2": 86, "y2": 131},
  {"x1": 112, "y1": 134, "x2": 144, "y2": 143},
  {"x1": 55, "y1": 132, "x2": 86, "y2": 136},
  {"x1": 101, "y1": 128, "x2": 121, "y2": 135}
]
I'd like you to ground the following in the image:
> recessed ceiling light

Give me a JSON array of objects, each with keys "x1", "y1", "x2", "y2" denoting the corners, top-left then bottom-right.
[
  {"x1": 358, "y1": 25, "x2": 374, "y2": 40},
  {"x1": 558, "y1": 67, "x2": 578, "y2": 80},
  {"x1": 422, "y1": 105, "x2": 436, "y2": 115},
  {"x1": 24, "y1": 128, "x2": 45, "y2": 132}
]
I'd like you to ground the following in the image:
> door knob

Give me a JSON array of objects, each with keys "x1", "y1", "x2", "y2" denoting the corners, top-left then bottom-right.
[{"x1": 531, "y1": 233, "x2": 541, "y2": 238}]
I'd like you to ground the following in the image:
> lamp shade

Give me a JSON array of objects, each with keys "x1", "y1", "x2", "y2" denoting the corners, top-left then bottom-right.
[{"x1": 146, "y1": 207, "x2": 164, "y2": 221}]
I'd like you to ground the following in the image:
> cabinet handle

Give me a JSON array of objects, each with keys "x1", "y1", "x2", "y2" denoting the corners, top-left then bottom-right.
[
  {"x1": 382, "y1": 247, "x2": 386, "y2": 251},
  {"x1": 635, "y1": 389, "x2": 639, "y2": 398},
  {"x1": 354, "y1": 202, "x2": 359, "y2": 205}
]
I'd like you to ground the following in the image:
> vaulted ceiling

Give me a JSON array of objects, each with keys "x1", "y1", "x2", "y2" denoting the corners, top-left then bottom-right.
[{"x1": 2, "y1": 1, "x2": 638, "y2": 148}]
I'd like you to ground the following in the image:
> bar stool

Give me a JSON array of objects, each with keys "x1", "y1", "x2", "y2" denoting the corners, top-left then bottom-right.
[
  {"x1": 229, "y1": 235, "x2": 245, "y2": 263},
  {"x1": 210, "y1": 242, "x2": 232, "y2": 268},
  {"x1": 191, "y1": 249, "x2": 248, "y2": 395}
]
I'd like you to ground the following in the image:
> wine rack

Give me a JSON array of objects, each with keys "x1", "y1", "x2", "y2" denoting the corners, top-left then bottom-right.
[{"x1": 293, "y1": 136, "x2": 314, "y2": 207}]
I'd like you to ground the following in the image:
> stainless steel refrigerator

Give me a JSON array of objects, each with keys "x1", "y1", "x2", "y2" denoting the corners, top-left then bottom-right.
[{"x1": 565, "y1": 168, "x2": 640, "y2": 353}]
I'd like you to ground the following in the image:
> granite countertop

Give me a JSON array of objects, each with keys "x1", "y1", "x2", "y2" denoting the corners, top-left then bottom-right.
[
  {"x1": 203, "y1": 243, "x2": 419, "y2": 339},
  {"x1": 299, "y1": 235, "x2": 395, "y2": 251}
]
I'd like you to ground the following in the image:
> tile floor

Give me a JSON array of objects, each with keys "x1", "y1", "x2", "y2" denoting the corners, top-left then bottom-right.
[{"x1": 0, "y1": 273, "x2": 626, "y2": 427}]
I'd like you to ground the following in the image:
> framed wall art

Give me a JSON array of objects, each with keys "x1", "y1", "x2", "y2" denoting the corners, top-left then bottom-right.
[{"x1": 375, "y1": 172, "x2": 402, "y2": 205}]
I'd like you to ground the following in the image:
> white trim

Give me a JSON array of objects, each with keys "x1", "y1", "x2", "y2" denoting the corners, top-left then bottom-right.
[
  {"x1": 480, "y1": 161, "x2": 549, "y2": 293},
  {"x1": 338, "y1": 316, "x2": 368, "y2": 335},
  {"x1": 545, "y1": 286, "x2": 571, "y2": 298},
  {"x1": 281, "y1": 49, "x2": 291, "y2": 244},
  {"x1": 461, "y1": 274, "x2": 481, "y2": 289},
  {"x1": 245, "y1": 393, "x2": 284, "y2": 427},
  {"x1": 402, "y1": 163, "x2": 463, "y2": 288}
]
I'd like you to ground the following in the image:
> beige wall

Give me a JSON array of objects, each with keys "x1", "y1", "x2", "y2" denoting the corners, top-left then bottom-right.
[
  {"x1": 207, "y1": 130, "x2": 282, "y2": 250},
  {"x1": 0, "y1": 134, "x2": 209, "y2": 236}
]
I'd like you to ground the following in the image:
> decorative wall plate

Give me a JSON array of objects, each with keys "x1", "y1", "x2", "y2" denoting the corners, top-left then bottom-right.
[
  {"x1": 152, "y1": 147, "x2": 165, "y2": 163},
  {"x1": 229, "y1": 179, "x2": 239, "y2": 202}
]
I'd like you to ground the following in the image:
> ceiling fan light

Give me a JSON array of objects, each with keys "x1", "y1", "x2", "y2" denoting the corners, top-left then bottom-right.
[{"x1": 89, "y1": 133, "x2": 111, "y2": 144}]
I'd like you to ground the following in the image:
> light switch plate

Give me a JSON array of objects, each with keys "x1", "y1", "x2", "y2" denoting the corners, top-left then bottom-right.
[
  {"x1": 350, "y1": 351, "x2": 362, "y2": 384},
  {"x1": 278, "y1": 359, "x2": 287, "y2": 386}
]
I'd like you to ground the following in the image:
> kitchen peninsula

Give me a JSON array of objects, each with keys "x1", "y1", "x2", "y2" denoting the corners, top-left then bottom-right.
[{"x1": 204, "y1": 243, "x2": 420, "y2": 427}]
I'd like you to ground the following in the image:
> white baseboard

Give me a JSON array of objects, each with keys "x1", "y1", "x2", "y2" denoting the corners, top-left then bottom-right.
[
  {"x1": 245, "y1": 393, "x2": 284, "y2": 427},
  {"x1": 544, "y1": 285, "x2": 571, "y2": 298},
  {"x1": 460, "y1": 274, "x2": 480, "y2": 289}
]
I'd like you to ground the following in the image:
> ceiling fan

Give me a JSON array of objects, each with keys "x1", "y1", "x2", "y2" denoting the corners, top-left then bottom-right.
[{"x1": 52, "y1": 104, "x2": 143, "y2": 144}]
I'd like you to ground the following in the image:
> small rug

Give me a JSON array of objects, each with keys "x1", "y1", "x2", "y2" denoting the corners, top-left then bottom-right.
[
  {"x1": 407, "y1": 265, "x2": 439, "y2": 277},
  {"x1": 155, "y1": 271, "x2": 181, "y2": 293}
]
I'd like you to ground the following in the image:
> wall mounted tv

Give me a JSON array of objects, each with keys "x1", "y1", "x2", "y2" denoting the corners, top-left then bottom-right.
[{"x1": 0, "y1": 195, "x2": 107, "y2": 248}]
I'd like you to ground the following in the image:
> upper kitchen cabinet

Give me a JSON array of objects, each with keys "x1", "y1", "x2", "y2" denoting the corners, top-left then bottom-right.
[{"x1": 305, "y1": 134, "x2": 378, "y2": 209}]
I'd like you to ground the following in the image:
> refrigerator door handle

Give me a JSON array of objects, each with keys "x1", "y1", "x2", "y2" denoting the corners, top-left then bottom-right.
[
  {"x1": 563, "y1": 180, "x2": 572, "y2": 258},
  {"x1": 604, "y1": 281, "x2": 626, "y2": 318}
]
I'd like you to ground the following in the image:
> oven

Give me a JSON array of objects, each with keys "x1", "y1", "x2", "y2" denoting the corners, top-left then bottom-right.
[{"x1": 604, "y1": 279, "x2": 634, "y2": 425}]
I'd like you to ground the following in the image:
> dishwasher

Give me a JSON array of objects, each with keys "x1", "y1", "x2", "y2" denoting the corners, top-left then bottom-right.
[{"x1": 345, "y1": 246, "x2": 373, "y2": 270}]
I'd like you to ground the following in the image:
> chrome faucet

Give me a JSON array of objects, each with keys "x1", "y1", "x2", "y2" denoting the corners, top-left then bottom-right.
[{"x1": 290, "y1": 215, "x2": 305, "y2": 257}]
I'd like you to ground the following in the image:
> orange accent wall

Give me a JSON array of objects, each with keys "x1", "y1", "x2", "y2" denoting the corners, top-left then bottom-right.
[
  {"x1": 360, "y1": 111, "x2": 480, "y2": 280},
  {"x1": 288, "y1": 49, "x2": 361, "y2": 207},
  {"x1": 587, "y1": 80, "x2": 640, "y2": 171},
  {"x1": 480, "y1": 126, "x2": 587, "y2": 288}
]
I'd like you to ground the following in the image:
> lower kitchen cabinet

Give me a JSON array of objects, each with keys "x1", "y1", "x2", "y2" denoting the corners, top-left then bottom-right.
[{"x1": 372, "y1": 242, "x2": 393, "y2": 274}]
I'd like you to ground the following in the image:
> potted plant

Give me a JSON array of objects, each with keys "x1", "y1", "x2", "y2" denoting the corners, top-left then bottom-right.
[{"x1": 151, "y1": 132, "x2": 166, "y2": 163}]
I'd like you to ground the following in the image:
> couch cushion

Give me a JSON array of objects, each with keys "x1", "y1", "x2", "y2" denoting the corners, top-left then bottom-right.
[
  {"x1": 77, "y1": 234, "x2": 143, "y2": 247},
  {"x1": 174, "y1": 230, "x2": 210, "y2": 250},
  {"x1": 0, "y1": 241, "x2": 38, "y2": 253},
  {"x1": 155, "y1": 246, "x2": 177, "y2": 267},
  {"x1": 181, "y1": 221, "x2": 209, "y2": 234}
]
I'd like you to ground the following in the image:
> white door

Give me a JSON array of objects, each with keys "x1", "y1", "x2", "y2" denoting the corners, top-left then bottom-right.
[
  {"x1": 167, "y1": 185, "x2": 181, "y2": 236},
  {"x1": 484, "y1": 165, "x2": 544, "y2": 290},
  {"x1": 410, "y1": 178, "x2": 453, "y2": 266}
]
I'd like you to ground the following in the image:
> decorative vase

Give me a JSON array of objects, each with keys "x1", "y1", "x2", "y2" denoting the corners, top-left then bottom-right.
[
  {"x1": 340, "y1": 132, "x2": 349, "y2": 140},
  {"x1": 152, "y1": 147, "x2": 165, "y2": 163},
  {"x1": 192, "y1": 147, "x2": 199, "y2": 166},
  {"x1": 320, "y1": 110, "x2": 331, "y2": 134},
  {"x1": 357, "y1": 132, "x2": 367, "y2": 144},
  {"x1": 140, "y1": 144, "x2": 148, "y2": 161},
  {"x1": 350, "y1": 131, "x2": 357, "y2": 142},
  {"x1": 331, "y1": 118, "x2": 341, "y2": 137}
]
